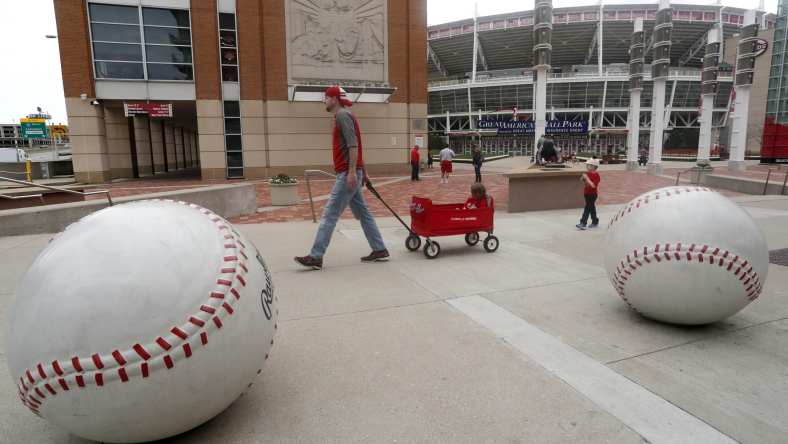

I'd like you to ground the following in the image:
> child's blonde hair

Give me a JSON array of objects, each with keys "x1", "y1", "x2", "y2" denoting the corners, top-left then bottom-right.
[{"x1": 470, "y1": 182, "x2": 486, "y2": 196}]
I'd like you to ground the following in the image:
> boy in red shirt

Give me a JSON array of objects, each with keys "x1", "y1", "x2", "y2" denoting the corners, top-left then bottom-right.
[
  {"x1": 576, "y1": 158, "x2": 601, "y2": 230},
  {"x1": 410, "y1": 145, "x2": 420, "y2": 181},
  {"x1": 465, "y1": 183, "x2": 490, "y2": 209}
]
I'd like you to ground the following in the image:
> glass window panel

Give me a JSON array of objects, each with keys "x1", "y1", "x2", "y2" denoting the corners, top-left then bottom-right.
[
  {"x1": 142, "y1": 8, "x2": 190, "y2": 27},
  {"x1": 89, "y1": 4, "x2": 139, "y2": 24},
  {"x1": 144, "y1": 27, "x2": 191, "y2": 45},
  {"x1": 93, "y1": 42, "x2": 142, "y2": 61},
  {"x1": 227, "y1": 167, "x2": 244, "y2": 178},
  {"x1": 223, "y1": 101, "x2": 240, "y2": 117},
  {"x1": 91, "y1": 23, "x2": 141, "y2": 43},
  {"x1": 221, "y1": 48, "x2": 238, "y2": 65},
  {"x1": 219, "y1": 13, "x2": 236, "y2": 30},
  {"x1": 225, "y1": 135, "x2": 242, "y2": 150},
  {"x1": 146, "y1": 63, "x2": 193, "y2": 80},
  {"x1": 222, "y1": 66, "x2": 239, "y2": 82},
  {"x1": 220, "y1": 30, "x2": 237, "y2": 47},
  {"x1": 145, "y1": 45, "x2": 192, "y2": 63},
  {"x1": 226, "y1": 152, "x2": 243, "y2": 168},
  {"x1": 224, "y1": 118, "x2": 241, "y2": 134},
  {"x1": 94, "y1": 61, "x2": 144, "y2": 79}
]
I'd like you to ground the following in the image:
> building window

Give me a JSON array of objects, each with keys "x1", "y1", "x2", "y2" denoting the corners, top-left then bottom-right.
[
  {"x1": 223, "y1": 101, "x2": 243, "y2": 178},
  {"x1": 88, "y1": 3, "x2": 193, "y2": 81},
  {"x1": 219, "y1": 13, "x2": 239, "y2": 82}
]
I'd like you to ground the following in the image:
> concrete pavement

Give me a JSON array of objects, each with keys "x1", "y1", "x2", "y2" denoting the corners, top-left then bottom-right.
[{"x1": 2, "y1": 195, "x2": 788, "y2": 443}]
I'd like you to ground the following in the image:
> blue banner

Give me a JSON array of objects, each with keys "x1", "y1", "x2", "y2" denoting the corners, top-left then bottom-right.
[{"x1": 478, "y1": 118, "x2": 588, "y2": 135}]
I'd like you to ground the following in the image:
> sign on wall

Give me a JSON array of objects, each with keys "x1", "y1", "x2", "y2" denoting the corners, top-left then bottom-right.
[
  {"x1": 20, "y1": 118, "x2": 48, "y2": 139},
  {"x1": 478, "y1": 119, "x2": 588, "y2": 135},
  {"x1": 285, "y1": 0, "x2": 388, "y2": 84},
  {"x1": 123, "y1": 103, "x2": 173, "y2": 118}
]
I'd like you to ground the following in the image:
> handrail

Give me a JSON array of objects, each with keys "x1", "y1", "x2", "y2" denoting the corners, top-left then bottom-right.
[
  {"x1": 303, "y1": 169, "x2": 336, "y2": 223},
  {"x1": 0, "y1": 176, "x2": 113, "y2": 206},
  {"x1": 675, "y1": 167, "x2": 702, "y2": 186}
]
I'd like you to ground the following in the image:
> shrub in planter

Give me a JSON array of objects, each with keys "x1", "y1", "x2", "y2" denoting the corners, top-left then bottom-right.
[{"x1": 269, "y1": 174, "x2": 299, "y2": 206}]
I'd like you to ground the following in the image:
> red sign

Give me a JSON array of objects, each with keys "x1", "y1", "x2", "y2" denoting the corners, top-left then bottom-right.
[{"x1": 124, "y1": 103, "x2": 173, "y2": 118}]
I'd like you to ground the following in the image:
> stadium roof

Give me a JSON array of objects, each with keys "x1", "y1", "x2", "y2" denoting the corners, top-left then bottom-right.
[{"x1": 427, "y1": 3, "x2": 775, "y2": 77}]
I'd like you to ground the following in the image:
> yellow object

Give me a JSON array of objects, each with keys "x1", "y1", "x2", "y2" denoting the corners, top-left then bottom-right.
[{"x1": 25, "y1": 160, "x2": 32, "y2": 182}]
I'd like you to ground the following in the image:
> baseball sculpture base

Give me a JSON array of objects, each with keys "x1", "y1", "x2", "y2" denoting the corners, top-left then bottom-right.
[
  {"x1": 504, "y1": 164, "x2": 586, "y2": 212},
  {"x1": 604, "y1": 186, "x2": 769, "y2": 325}
]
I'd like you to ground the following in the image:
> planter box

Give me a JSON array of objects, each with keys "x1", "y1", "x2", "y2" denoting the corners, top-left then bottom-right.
[{"x1": 270, "y1": 182, "x2": 299, "y2": 206}]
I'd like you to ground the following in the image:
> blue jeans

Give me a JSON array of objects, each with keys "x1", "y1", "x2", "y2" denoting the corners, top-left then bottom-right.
[{"x1": 309, "y1": 170, "x2": 386, "y2": 258}]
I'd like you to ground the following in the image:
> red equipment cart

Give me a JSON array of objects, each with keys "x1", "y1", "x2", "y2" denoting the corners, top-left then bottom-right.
[{"x1": 405, "y1": 196, "x2": 499, "y2": 259}]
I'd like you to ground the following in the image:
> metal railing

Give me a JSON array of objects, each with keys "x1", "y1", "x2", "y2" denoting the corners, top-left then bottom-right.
[
  {"x1": 0, "y1": 176, "x2": 113, "y2": 206},
  {"x1": 304, "y1": 169, "x2": 336, "y2": 223},
  {"x1": 675, "y1": 167, "x2": 704, "y2": 186}
]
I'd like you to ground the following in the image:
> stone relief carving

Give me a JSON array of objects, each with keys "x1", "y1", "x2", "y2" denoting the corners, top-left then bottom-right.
[{"x1": 286, "y1": 0, "x2": 388, "y2": 84}]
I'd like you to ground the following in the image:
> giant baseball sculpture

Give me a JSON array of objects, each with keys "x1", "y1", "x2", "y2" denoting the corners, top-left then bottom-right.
[
  {"x1": 6, "y1": 200, "x2": 277, "y2": 443},
  {"x1": 604, "y1": 186, "x2": 768, "y2": 325}
]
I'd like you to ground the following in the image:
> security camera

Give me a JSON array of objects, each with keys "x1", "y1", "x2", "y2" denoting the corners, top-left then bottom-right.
[{"x1": 90, "y1": 99, "x2": 101, "y2": 106}]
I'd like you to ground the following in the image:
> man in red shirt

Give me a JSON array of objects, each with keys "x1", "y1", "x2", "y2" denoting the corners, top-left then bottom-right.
[
  {"x1": 295, "y1": 86, "x2": 388, "y2": 270},
  {"x1": 577, "y1": 158, "x2": 601, "y2": 230},
  {"x1": 410, "y1": 145, "x2": 420, "y2": 181}
]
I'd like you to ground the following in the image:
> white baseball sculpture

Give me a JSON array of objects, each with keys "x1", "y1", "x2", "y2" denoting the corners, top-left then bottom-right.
[
  {"x1": 6, "y1": 200, "x2": 277, "y2": 443},
  {"x1": 604, "y1": 186, "x2": 768, "y2": 325}
]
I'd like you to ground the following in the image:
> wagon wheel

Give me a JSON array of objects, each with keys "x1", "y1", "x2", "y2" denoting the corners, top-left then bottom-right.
[
  {"x1": 483, "y1": 235, "x2": 499, "y2": 253},
  {"x1": 423, "y1": 240, "x2": 441, "y2": 259},
  {"x1": 405, "y1": 234, "x2": 421, "y2": 251},
  {"x1": 465, "y1": 232, "x2": 480, "y2": 246}
]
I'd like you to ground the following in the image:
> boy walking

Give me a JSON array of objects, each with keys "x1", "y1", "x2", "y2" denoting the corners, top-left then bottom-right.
[
  {"x1": 576, "y1": 158, "x2": 601, "y2": 230},
  {"x1": 410, "y1": 145, "x2": 420, "y2": 181},
  {"x1": 294, "y1": 86, "x2": 388, "y2": 270}
]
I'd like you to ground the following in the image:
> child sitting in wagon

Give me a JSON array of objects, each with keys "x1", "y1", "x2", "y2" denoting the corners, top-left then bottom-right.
[{"x1": 465, "y1": 183, "x2": 491, "y2": 209}]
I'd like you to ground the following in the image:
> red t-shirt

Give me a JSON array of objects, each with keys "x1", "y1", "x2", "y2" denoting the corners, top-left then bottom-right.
[
  {"x1": 332, "y1": 109, "x2": 364, "y2": 173},
  {"x1": 584, "y1": 171, "x2": 601, "y2": 195},
  {"x1": 465, "y1": 196, "x2": 489, "y2": 209},
  {"x1": 411, "y1": 147, "x2": 420, "y2": 163}
]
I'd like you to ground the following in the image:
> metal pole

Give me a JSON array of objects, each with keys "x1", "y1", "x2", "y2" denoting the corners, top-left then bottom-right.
[
  {"x1": 781, "y1": 170, "x2": 788, "y2": 195},
  {"x1": 763, "y1": 169, "x2": 772, "y2": 195},
  {"x1": 306, "y1": 173, "x2": 316, "y2": 223},
  {"x1": 675, "y1": 171, "x2": 681, "y2": 186}
]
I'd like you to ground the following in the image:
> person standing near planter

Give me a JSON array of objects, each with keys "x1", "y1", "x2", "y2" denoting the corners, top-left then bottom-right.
[
  {"x1": 472, "y1": 146, "x2": 484, "y2": 182},
  {"x1": 295, "y1": 86, "x2": 389, "y2": 270},
  {"x1": 410, "y1": 145, "x2": 420, "y2": 181}
]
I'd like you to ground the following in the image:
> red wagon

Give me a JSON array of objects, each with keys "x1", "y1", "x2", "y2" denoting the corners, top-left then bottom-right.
[{"x1": 405, "y1": 196, "x2": 499, "y2": 259}]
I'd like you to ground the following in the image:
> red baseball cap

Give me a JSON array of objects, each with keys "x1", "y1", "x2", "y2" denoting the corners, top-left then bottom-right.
[{"x1": 324, "y1": 86, "x2": 353, "y2": 107}]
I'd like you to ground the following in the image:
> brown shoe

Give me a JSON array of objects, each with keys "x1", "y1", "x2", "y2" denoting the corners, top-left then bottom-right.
[
  {"x1": 361, "y1": 249, "x2": 390, "y2": 262},
  {"x1": 294, "y1": 255, "x2": 323, "y2": 270}
]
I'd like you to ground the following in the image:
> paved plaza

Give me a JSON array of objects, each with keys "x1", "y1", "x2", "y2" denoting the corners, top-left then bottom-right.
[{"x1": 1, "y1": 170, "x2": 788, "y2": 442}]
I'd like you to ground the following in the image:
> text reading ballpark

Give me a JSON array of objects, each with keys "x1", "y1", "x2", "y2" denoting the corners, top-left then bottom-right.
[{"x1": 477, "y1": 118, "x2": 589, "y2": 135}]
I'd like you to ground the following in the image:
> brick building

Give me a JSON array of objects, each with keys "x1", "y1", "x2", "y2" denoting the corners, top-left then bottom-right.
[{"x1": 53, "y1": 0, "x2": 427, "y2": 183}]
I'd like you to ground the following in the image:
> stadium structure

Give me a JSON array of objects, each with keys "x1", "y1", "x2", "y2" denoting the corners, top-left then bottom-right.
[{"x1": 426, "y1": 2, "x2": 776, "y2": 163}]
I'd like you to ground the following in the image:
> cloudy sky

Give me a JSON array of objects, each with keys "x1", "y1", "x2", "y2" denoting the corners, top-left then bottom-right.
[{"x1": 0, "y1": 0, "x2": 779, "y2": 125}]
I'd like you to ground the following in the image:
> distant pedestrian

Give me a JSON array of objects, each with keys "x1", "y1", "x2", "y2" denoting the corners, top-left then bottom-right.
[
  {"x1": 472, "y1": 146, "x2": 484, "y2": 182},
  {"x1": 427, "y1": 149, "x2": 434, "y2": 169},
  {"x1": 410, "y1": 145, "x2": 420, "y2": 181},
  {"x1": 439, "y1": 146, "x2": 455, "y2": 184},
  {"x1": 576, "y1": 158, "x2": 601, "y2": 230}
]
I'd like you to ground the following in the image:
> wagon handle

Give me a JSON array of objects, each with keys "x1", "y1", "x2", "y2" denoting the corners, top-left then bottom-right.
[{"x1": 365, "y1": 179, "x2": 414, "y2": 234}]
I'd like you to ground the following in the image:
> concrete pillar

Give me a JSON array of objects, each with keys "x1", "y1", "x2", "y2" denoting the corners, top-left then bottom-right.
[
  {"x1": 164, "y1": 122, "x2": 177, "y2": 170},
  {"x1": 647, "y1": 0, "x2": 672, "y2": 176},
  {"x1": 626, "y1": 19, "x2": 644, "y2": 171},
  {"x1": 698, "y1": 26, "x2": 721, "y2": 164},
  {"x1": 197, "y1": 99, "x2": 226, "y2": 179},
  {"x1": 104, "y1": 107, "x2": 133, "y2": 179},
  {"x1": 175, "y1": 127, "x2": 185, "y2": 170},
  {"x1": 66, "y1": 97, "x2": 111, "y2": 184},
  {"x1": 149, "y1": 118, "x2": 166, "y2": 173},
  {"x1": 241, "y1": 100, "x2": 267, "y2": 178},
  {"x1": 729, "y1": 10, "x2": 758, "y2": 172},
  {"x1": 132, "y1": 116, "x2": 152, "y2": 176}
]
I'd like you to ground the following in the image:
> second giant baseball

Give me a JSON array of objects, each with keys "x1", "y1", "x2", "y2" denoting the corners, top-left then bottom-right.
[
  {"x1": 6, "y1": 200, "x2": 277, "y2": 443},
  {"x1": 604, "y1": 186, "x2": 768, "y2": 325}
]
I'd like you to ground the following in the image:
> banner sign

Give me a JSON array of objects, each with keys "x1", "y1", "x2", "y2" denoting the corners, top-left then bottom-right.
[
  {"x1": 478, "y1": 118, "x2": 588, "y2": 135},
  {"x1": 20, "y1": 118, "x2": 48, "y2": 139},
  {"x1": 124, "y1": 103, "x2": 173, "y2": 118}
]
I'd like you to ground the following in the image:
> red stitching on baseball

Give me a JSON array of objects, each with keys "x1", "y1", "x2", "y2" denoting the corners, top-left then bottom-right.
[
  {"x1": 612, "y1": 242, "x2": 763, "y2": 307},
  {"x1": 200, "y1": 305, "x2": 216, "y2": 314},
  {"x1": 16, "y1": 201, "x2": 260, "y2": 415}
]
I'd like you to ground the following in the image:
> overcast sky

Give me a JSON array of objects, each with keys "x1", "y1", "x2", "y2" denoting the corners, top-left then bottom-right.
[{"x1": 0, "y1": 0, "x2": 779, "y2": 125}]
